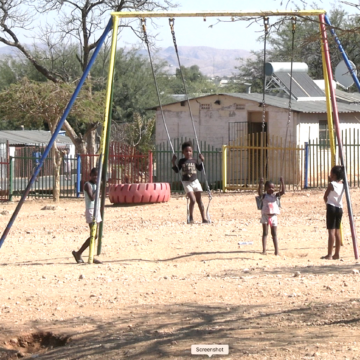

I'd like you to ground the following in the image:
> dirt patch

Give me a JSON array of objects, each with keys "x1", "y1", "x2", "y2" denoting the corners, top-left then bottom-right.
[
  {"x1": 2, "y1": 332, "x2": 70, "y2": 359},
  {"x1": 0, "y1": 191, "x2": 360, "y2": 359}
]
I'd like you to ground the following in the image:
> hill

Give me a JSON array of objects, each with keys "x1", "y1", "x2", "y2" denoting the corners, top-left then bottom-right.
[
  {"x1": 0, "y1": 45, "x2": 252, "y2": 77},
  {"x1": 140, "y1": 46, "x2": 252, "y2": 77}
]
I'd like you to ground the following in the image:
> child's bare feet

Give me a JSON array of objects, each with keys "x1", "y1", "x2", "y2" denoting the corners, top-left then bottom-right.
[
  {"x1": 188, "y1": 217, "x2": 194, "y2": 224},
  {"x1": 321, "y1": 255, "x2": 333, "y2": 260},
  {"x1": 332, "y1": 255, "x2": 340, "y2": 260},
  {"x1": 275, "y1": 252, "x2": 280, "y2": 256},
  {"x1": 202, "y1": 219, "x2": 209, "y2": 224},
  {"x1": 261, "y1": 251, "x2": 267, "y2": 255}
]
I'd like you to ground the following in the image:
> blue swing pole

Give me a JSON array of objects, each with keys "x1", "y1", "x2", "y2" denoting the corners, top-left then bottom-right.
[
  {"x1": 0, "y1": 17, "x2": 113, "y2": 249},
  {"x1": 324, "y1": 14, "x2": 360, "y2": 92}
]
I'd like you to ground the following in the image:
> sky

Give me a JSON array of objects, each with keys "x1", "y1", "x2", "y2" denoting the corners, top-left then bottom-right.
[
  {"x1": 6, "y1": 0, "x2": 359, "y2": 54},
  {"x1": 118, "y1": 0, "x2": 359, "y2": 51}
]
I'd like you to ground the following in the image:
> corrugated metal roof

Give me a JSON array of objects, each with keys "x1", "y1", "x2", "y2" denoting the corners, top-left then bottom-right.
[
  {"x1": 335, "y1": 89, "x2": 360, "y2": 104},
  {"x1": 148, "y1": 94, "x2": 211, "y2": 110},
  {"x1": 149, "y1": 93, "x2": 360, "y2": 114},
  {"x1": 0, "y1": 130, "x2": 73, "y2": 146},
  {"x1": 274, "y1": 72, "x2": 325, "y2": 98},
  {"x1": 222, "y1": 93, "x2": 360, "y2": 113}
]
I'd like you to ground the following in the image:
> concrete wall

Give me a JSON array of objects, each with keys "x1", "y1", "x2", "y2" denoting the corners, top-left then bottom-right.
[
  {"x1": 156, "y1": 94, "x2": 297, "y2": 148},
  {"x1": 296, "y1": 112, "x2": 360, "y2": 186},
  {"x1": 296, "y1": 112, "x2": 360, "y2": 146},
  {"x1": 155, "y1": 95, "x2": 300, "y2": 186},
  {"x1": 155, "y1": 95, "x2": 360, "y2": 187},
  {"x1": 156, "y1": 95, "x2": 247, "y2": 150}
]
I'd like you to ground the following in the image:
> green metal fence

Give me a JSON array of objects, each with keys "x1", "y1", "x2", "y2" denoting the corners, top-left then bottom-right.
[
  {"x1": 10, "y1": 156, "x2": 78, "y2": 199},
  {"x1": 306, "y1": 129, "x2": 360, "y2": 188},
  {"x1": 153, "y1": 138, "x2": 222, "y2": 193}
]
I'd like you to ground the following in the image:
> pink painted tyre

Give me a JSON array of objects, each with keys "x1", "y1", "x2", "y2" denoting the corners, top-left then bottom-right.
[{"x1": 109, "y1": 183, "x2": 171, "y2": 204}]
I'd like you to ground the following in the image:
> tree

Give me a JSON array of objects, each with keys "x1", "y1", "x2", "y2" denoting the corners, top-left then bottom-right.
[
  {"x1": 166, "y1": 65, "x2": 217, "y2": 94},
  {"x1": 111, "y1": 113, "x2": 155, "y2": 153},
  {"x1": 233, "y1": 6, "x2": 360, "y2": 93},
  {"x1": 0, "y1": 78, "x2": 104, "y2": 201},
  {"x1": 0, "y1": 0, "x2": 177, "y2": 152},
  {"x1": 228, "y1": 51, "x2": 265, "y2": 93},
  {"x1": 265, "y1": 8, "x2": 348, "y2": 80},
  {"x1": 92, "y1": 48, "x2": 169, "y2": 124}
]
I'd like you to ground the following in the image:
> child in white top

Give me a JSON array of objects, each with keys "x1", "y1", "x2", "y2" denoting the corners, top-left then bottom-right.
[
  {"x1": 258, "y1": 177, "x2": 285, "y2": 255},
  {"x1": 322, "y1": 165, "x2": 345, "y2": 260},
  {"x1": 72, "y1": 167, "x2": 102, "y2": 264}
]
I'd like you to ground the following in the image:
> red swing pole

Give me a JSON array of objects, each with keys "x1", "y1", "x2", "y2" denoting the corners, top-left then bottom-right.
[{"x1": 319, "y1": 14, "x2": 358, "y2": 259}]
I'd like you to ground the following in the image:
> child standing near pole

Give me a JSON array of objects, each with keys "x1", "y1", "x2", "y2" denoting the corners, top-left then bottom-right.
[
  {"x1": 258, "y1": 177, "x2": 285, "y2": 255},
  {"x1": 72, "y1": 167, "x2": 102, "y2": 264},
  {"x1": 172, "y1": 141, "x2": 208, "y2": 224},
  {"x1": 322, "y1": 165, "x2": 345, "y2": 260}
]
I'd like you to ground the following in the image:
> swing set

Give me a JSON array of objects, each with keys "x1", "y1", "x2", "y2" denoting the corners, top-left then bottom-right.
[{"x1": 0, "y1": 9, "x2": 358, "y2": 261}]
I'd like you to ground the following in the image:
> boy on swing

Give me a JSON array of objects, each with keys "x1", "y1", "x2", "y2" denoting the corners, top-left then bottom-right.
[{"x1": 172, "y1": 141, "x2": 209, "y2": 224}]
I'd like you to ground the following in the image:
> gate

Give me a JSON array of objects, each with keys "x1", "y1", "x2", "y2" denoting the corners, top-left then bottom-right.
[
  {"x1": 228, "y1": 121, "x2": 267, "y2": 143},
  {"x1": 223, "y1": 133, "x2": 304, "y2": 191}
]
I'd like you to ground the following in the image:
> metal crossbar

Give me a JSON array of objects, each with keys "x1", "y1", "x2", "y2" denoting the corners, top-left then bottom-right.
[{"x1": 111, "y1": 10, "x2": 326, "y2": 18}]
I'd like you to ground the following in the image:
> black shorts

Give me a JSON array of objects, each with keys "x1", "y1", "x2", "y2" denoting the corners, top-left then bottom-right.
[{"x1": 326, "y1": 204, "x2": 343, "y2": 229}]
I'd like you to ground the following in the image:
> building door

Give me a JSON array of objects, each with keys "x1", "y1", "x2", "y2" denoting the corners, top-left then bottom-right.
[{"x1": 248, "y1": 112, "x2": 267, "y2": 181}]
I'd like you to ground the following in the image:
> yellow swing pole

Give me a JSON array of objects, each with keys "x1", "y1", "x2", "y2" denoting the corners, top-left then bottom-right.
[
  {"x1": 88, "y1": 15, "x2": 119, "y2": 264},
  {"x1": 319, "y1": 22, "x2": 344, "y2": 246}
]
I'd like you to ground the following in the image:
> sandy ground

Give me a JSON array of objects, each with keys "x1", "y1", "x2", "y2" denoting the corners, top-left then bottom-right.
[{"x1": 1, "y1": 189, "x2": 360, "y2": 359}]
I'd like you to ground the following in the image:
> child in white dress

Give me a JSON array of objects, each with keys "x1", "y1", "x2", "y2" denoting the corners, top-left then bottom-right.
[{"x1": 258, "y1": 177, "x2": 285, "y2": 255}]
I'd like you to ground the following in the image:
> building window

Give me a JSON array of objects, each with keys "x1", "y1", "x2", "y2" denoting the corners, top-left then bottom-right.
[
  {"x1": 200, "y1": 104, "x2": 210, "y2": 110},
  {"x1": 235, "y1": 104, "x2": 245, "y2": 110},
  {"x1": 319, "y1": 120, "x2": 330, "y2": 148}
]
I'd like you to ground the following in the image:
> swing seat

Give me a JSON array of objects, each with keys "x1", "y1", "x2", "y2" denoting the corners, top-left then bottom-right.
[
  {"x1": 109, "y1": 183, "x2": 170, "y2": 204},
  {"x1": 255, "y1": 195, "x2": 263, "y2": 210}
]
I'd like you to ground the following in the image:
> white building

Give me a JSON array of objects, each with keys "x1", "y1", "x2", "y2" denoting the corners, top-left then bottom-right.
[{"x1": 150, "y1": 63, "x2": 360, "y2": 187}]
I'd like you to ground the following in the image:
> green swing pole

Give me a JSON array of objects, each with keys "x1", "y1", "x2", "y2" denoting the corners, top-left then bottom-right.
[{"x1": 97, "y1": 78, "x2": 115, "y2": 255}]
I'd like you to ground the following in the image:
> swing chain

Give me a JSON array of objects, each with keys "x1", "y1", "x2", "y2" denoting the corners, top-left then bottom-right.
[
  {"x1": 281, "y1": 16, "x2": 297, "y2": 176},
  {"x1": 169, "y1": 18, "x2": 179, "y2": 54},
  {"x1": 261, "y1": 17, "x2": 270, "y2": 134},
  {"x1": 291, "y1": 16, "x2": 296, "y2": 34},
  {"x1": 264, "y1": 16, "x2": 270, "y2": 36},
  {"x1": 287, "y1": 16, "x2": 297, "y2": 135},
  {"x1": 140, "y1": 18, "x2": 176, "y2": 156},
  {"x1": 167, "y1": 17, "x2": 212, "y2": 210},
  {"x1": 141, "y1": 18, "x2": 149, "y2": 45}
]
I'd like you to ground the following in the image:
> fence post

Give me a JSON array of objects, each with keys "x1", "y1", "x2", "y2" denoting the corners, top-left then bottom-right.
[
  {"x1": 9, "y1": 157, "x2": 13, "y2": 202},
  {"x1": 76, "y1": 154, "x2": 81, "y2": 197},
  {"x1": 148, "y1": 151, "x2": 153, "y2": 183},
  {"x1": 304, "y1": 142, "x2": 309, "y2": 189},
  {"x1": 222, "y1": 145, "x2": 227, "y2": 192}
]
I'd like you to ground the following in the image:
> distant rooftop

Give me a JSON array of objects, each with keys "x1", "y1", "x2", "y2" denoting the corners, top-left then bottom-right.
[
  {"x1": 148, "y1": 92, "x2": 360, "y2": 114},
  {"x1": 0, "y1": 130, "x2": 73, "y2": 146}
]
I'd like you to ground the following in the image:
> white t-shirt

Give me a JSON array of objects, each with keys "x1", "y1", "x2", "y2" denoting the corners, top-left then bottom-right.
[
  {"x1": 261, "y1": 193, "x2": 280, "y2": 215},
  {"x1": 327, "y1": 181, "x2": 344, "y2": 208}
]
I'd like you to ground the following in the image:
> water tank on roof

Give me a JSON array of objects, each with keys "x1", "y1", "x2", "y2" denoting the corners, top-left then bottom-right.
[{"x1": 265, "y1": 62, "x2": 309, "y2": 76}]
